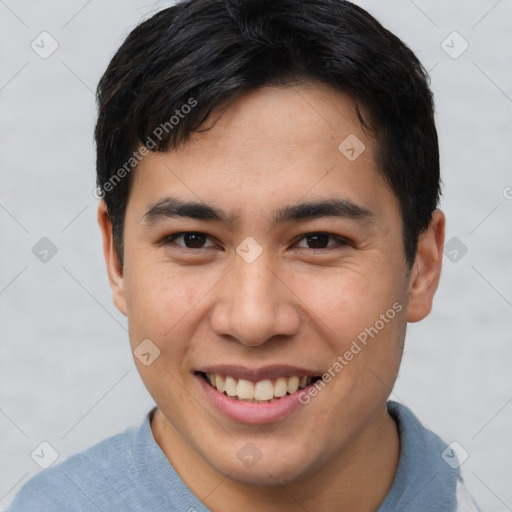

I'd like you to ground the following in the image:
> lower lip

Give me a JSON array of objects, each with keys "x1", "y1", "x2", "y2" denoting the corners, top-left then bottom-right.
[{"x1": 196, "y1": 374, "x2": 310, "y2": 425}]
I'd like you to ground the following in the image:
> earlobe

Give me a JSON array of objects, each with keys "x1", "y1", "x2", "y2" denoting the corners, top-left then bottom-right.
[
  {"x1": 97, "y1": 201, "x2": 128, "y2": 316},
  {"x1": 406, "y1": 209, "x2": 445, "y2": 323}
]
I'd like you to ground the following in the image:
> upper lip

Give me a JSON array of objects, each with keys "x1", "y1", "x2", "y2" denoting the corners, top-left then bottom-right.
[{"x1": 196, "y1": 365, "x2": 321, "y2": 382}]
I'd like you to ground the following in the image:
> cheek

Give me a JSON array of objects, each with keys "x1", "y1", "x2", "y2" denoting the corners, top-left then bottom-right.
[
  {"x1": 289, "y1": 263, "x2": 404, "y2": 342},
  {"x1": 123, "y1": 262, "x2": 215, "y2": 397},
  {"x1": 123, "y1": 258, "x2": 210, "y2": 348}
]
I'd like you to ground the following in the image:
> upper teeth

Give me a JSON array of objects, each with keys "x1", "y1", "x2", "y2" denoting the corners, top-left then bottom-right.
[{"x1": 206, "y1": 373, "x2": 312, "y2": 402}]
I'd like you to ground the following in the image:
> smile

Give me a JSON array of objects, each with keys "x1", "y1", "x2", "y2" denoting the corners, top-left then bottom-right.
[
  {"x1": 195, "y1": 365, "x2": 323, "y2": 424},
  {"x1": 201, "y1": 372, "x2": 315, "y2": 403}
]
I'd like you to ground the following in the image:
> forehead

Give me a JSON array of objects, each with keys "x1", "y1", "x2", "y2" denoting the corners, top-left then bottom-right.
[
  {"x1": 180, "y1": 81, "x2": 372, "y2": 164},
  {"x1": 127, "y1": 82, "x2": 397, "y2": 224}
]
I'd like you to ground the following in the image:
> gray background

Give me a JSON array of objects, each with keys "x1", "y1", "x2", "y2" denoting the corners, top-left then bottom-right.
[{"x1": 1, "y1": 0, "x2": 511, "y2": 510}]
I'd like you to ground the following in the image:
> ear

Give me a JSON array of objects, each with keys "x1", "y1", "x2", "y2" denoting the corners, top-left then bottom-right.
[
  {"x1": 406, "y1": 209, "x2": 445, "y2": 323},
  {"x1": 97, "y1": 201, "x2": 128, "y2": 316}
]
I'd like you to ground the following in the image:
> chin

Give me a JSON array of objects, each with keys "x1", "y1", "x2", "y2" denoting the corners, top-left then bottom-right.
[{"x1": 206, "y1": 443, "x2": 322, "y2": 487}]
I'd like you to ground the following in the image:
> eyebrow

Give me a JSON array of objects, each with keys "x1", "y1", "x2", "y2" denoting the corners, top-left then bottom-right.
[
  {"x1": 143, "y1": 197, "x2": 228, "y2": 224},
  {"x1": 273, "y1": 198, "x2": 373, "y2": 224},
  {"x1": 142, "y1": 196, "x2": 373, "y2": 225}
]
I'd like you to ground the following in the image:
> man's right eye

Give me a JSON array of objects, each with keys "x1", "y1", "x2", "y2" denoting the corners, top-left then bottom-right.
[{"x1": 163, "y1": 232, "x2": 217, "y2": 249}]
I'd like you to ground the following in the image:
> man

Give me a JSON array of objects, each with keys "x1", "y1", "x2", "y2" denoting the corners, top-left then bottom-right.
[{"x1": 8, "y1": 0, "x2": 481, "y2": 510}]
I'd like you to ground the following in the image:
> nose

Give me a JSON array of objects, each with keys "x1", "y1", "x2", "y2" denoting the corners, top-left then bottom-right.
[{"x1": 209, "y1": 252, "x2": 301, "y2": 347}]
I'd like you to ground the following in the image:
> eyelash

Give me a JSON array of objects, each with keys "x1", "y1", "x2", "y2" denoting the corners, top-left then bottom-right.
[{"x1": 162, "y1": 231, "x2": 350, "y2": 251}]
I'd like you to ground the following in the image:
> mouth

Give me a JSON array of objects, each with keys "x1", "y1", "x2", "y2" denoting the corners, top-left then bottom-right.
[{"x1": 197, "y1": 371, "x2": 322, "y2": 404}]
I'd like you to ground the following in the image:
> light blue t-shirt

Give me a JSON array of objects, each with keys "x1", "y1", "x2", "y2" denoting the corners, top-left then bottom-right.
[{"x1": 7, "y1": 402, "x2": 480, "y2": 511}]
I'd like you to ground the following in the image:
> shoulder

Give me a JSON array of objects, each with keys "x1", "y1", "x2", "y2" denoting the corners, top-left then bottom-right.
[
  {"x1": 383, "y1": 401, "x2": 481, "y2": 512},
  {"x1": 6, "y1": 425, "x2": 139, "y2": 512}
]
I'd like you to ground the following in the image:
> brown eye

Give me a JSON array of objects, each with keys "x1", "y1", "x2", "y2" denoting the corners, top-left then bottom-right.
[
  {"x1": 165, "y1": 232, "x2": 216, "y2": 249},
  {"x1": 305, "y1": 233, "x2": 330, "y2": 249},
  {"x1": 295, "y1": 232, "x2": 347, "y2": 249}
]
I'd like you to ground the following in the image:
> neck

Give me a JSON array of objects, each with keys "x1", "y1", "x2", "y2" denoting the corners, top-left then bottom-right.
[{"x1": 152, "y1": 406, "x2": 400, "y2": 512}]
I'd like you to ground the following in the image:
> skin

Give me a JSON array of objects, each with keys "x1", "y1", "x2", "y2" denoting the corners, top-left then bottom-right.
[{"x1": 98, "y1": 81, "x2": 445, "y2": 512}]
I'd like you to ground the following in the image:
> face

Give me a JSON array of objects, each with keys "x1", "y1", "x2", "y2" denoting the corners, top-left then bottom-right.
[{"x1": 99, "y1": 82, "x2": 444, "y2": 487}]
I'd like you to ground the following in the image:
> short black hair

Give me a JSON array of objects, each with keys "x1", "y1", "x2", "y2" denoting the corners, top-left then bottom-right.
[{"x1": 95, "y1": 0, "x2": 440, "y2": 268}]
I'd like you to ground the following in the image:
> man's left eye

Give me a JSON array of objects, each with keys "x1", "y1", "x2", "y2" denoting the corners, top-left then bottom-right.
[
  {"x1": 166, "y1": 232, "x2": 216, "y2": 249},
  {"x1": 294, "y1": 233, "x2": 347, "y2": 249}
]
